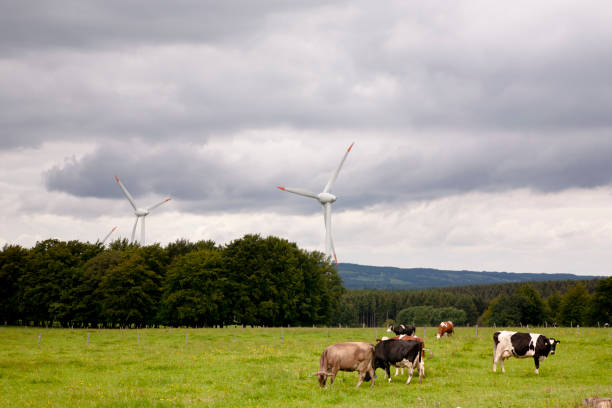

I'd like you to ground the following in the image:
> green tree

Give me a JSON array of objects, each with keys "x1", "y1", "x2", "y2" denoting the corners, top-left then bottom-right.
[
  {"x1": 432, "y1": 307, "x2": 467, "y2": 326},
  {"x1": 98, "y1": 250, "x2": 163, "y2": 327},
  {"x1": 515, "y1": 284, "x2": 547, "y2": 325},
  {"x1": 161, "y1": 249, "x2": 226, "y2": 327},
  {"x1": 0, "y1": 245, "x2": 28, "y2": 324},
  {"x1": 546, "y1": 292, "x2": 563, "y2": 324},
  {"x1": 20, "y1": 239, "x2": 102, "y2": 326},
  {"x1": 396, "y1": 306, "x2": 434, "y2": 326},
  {"x1": 72, "y1": 250, "x2": 123, "y2": 327},
  {"x1": 589, "y1": 277, "x2": 612, "y2": 326},
  {"x1": 482, "y1": 294, "x2": 524, "y2": 327},
  {"x1": 559, "y1": 282, "x2": 591, "y2": 326}
]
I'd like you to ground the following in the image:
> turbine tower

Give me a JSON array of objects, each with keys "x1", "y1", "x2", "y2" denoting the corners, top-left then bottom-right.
[
  {"x1": 115, "y1": 175, "x2": 171, "y2": 245},
  {"x1": 277, "y1": 142, "x2": 354, "y2": 263},
  {"x1": 101, "y1": 226, "x2": 117, "y2": 244}
]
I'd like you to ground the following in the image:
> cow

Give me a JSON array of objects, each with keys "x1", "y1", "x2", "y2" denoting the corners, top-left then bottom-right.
[
  {"x1": 376, "y1": 334, "x2": 432, "y2": 378},
  {"x1": 493, "y1": 331, "x2": 560, "y2": 374},
  {"x1": 314, "y1": 342, "x2": 375, "y2": 388},
  {"x1": 387, "y1": 324, "x2": 416, "y2": 336},
  {"x1": 436, "y1": 321, "x2": 454, "y2": 339},
  {"x1": 374, "y1": 339, "x2": 424, "y2": 385}
]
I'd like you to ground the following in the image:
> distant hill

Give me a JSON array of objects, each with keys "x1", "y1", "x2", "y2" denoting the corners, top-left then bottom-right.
[{"x1": 336, "y1": 263, "x2": 600, "y2": 290}]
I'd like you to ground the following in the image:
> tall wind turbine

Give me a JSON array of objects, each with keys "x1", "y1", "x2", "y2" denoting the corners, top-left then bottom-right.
[
  {"x1": 277, "y1": 142, "x2": 354, "y2": 263},
  {"x1": 115, "y1": 175, "x2": 171, "y2": 245},
  {"x1": 101, "y1": 226, "x2": 117, "y2": 244}
]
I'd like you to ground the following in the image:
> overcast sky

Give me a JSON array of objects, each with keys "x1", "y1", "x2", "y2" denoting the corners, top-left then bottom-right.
[{"x1": 2, "y1": 0, "x2": 612, "y2": 275}]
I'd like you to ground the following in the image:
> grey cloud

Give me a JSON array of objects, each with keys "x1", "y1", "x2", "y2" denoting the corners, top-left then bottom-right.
[
  {"x1": 43, "y1": 141, "x2": 325, "y2": 215},
  {"x1": 3, "y1": 1, "x2": 612, "y2": 161},
  {"x1": 43, "y1": 136, "x2": 612, "y2": 216},
  {"x1": 339, "y1": 135, "x2": 612, "y2": 208},
  {"x1": 0, "y1": 1, "x2": 330, "y2": 54}
]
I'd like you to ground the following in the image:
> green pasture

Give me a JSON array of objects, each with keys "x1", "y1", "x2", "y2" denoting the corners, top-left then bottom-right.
[{"x1": 0, "y1": 326, "x2": 610, "y2": 407}]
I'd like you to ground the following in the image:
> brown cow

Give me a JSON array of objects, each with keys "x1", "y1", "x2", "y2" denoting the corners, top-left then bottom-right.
[
  {"x1": 436, "y1": 321, "x2": 454, "y2": 339},
  {"x1": 314, "y1": 342, "x2": 375, "y2": 388}
]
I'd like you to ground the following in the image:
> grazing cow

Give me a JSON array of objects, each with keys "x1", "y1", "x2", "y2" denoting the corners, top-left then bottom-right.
[
  {"x1": 314, "y1": 342, "x2": 375, "y2": 388},
  {"x1": 374, "y1": 339, "x2": 424, "y2": 384},
  {"x1": 493, "y1": 331, "x2": 560, "y2": 374},
  {"x1": 377, "y1": 335, "x2": 431, "y2": 378},
  {"x1": 387, "y1": 324, "x2": 416, "y2": 336},
  {"x1": 436, "y1": 321, "x2": 454, "y2": 339}
]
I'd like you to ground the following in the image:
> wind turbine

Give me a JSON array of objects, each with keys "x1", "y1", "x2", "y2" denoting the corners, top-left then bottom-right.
[
  {"x1": 115, "y1": 175, "x2": 171, "y2": 245},
  {"x1": 101, "y1": 226, "x2": 117, "y2": 244},
  {"x1": 277, "y1": 142, "x2": 354, "y2": 264}
]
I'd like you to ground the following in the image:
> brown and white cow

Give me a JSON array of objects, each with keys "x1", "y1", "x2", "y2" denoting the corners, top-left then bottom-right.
[
  {"x1": 436, "y1": 321, "x2": 454, "y2": 339},
  {"x1": 314, "y1": 342, "x2": 375, "y2": 388}
]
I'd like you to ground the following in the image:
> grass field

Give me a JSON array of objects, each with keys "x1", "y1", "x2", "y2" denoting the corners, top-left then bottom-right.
[{"x1": 0, "y1": 326, "x2": 610, "y2": 407}]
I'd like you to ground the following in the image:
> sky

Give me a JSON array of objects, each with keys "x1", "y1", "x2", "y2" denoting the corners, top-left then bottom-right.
[{"x1": 1, "y1": 0, "x2": 612, "y2": 276}]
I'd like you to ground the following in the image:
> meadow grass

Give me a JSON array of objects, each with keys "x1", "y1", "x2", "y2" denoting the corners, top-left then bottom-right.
[{"x1": 0, "y1": 325, "x2": 610, "y2": 407}]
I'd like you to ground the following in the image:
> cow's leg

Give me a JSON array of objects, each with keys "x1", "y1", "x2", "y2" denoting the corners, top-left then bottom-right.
[
  {"x1": 368, "y1": 366, "x2": 375, "y2": 387},
  {"x1": 329, "y1": 366, "x2": 339, "y2": 386},
  {"x1": 385, "y1": 364, "x2": 392, "y2": 383},
  {"x1": 404, "y1": 359, "x2": 414, "y2": 385},
  {"x1": 493, "y1": 347, "x2": 499, "y2": 372},
  {"x1": 413, "y1": 355, "x2": 423, "y2": 384},
  {"x1": 355, "y1": 371, "x2": 365, "y2": 389},
  {"x1": 533, "y1": 355, "x2": 540, "y2": 374}
]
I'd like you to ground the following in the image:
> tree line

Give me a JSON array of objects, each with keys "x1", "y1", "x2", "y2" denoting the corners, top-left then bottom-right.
[
  {"x1": 339, "y1": 278, "x2": 611, "y2": 328},
  {"x1": 0, "y1": 235, "x2": 343, "y2": 328},
  {"x1": 1, "y1": 236, "x2": 610, "y2": 328}
]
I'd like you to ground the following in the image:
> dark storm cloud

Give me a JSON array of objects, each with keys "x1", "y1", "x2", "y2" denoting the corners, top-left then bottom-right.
[
  {"x1": 43, "y1": 135, "x2": 612, "y2": 214},
  {"x1": 43, "y1": 141, "x2": 321, "y2": 214}
]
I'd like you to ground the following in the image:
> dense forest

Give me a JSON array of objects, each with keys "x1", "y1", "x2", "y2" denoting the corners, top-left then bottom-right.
[{"x1": 1, "y1": 236, "x2": 610, "y2": 328}]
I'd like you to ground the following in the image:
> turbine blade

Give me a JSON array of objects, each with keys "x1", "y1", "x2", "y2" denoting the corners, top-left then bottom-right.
[
  {"x1": 148, "y1": 197, "x2": 171, "y2": 212},
  {"x1": 323, "y1": 142, "x2": 354, "y2": 193},
  {"x1": 277, "y1": 186, "x2": 319, "y2": 199},
  {"x1": 101, "y1": 226, "x2": 117, "y2": 244},
  {"x1": 141, "y1": 216, "x2": 145, "y2": 246},
  {"x1": 131, "y1": 217, "x2": 139, "y2": 243},
  {"x1": 115, "y1": 175, "x2": 137, "y2": 211},
  {"x1": 323, "y1": 202, "x2": 337, "y2": 263}
]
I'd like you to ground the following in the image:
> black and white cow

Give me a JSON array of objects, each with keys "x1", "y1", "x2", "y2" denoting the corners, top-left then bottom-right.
[
  {"x1": 493, "y1": 331, "x2": 560, "y2": 374},
  {"x1": 374, "y1": 339, "x2": 424, "y2": 384},
  {"x1": 387, "y1": 324, "x2": 416, "y2": 336}
]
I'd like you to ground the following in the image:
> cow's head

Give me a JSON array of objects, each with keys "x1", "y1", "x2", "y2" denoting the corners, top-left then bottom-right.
[
  {"x1": 549, "y1": 338, "x2": 560, "y2": 355},
  {"x1": 315, "y1": 371, "x2": 330, "y2": 387}
]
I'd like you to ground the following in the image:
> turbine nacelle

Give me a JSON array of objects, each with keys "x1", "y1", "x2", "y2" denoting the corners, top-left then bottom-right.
[
  {"x1": 317, "y1": 192, "x2": 336, "y2": 204},
  {"x1": 115, "y1": 175, "x2": 171, "y2": 245},
  {"x1": 135, "y1": 208, "x2": 149, "y2": 217},
  {"x1": 277, "y1": 142, "x2": 354, "y2": 263}
]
